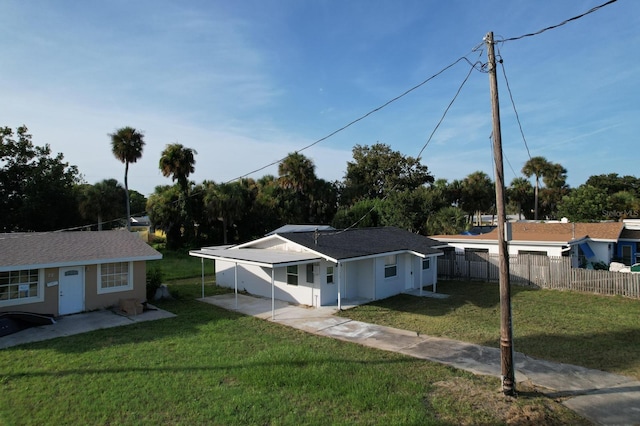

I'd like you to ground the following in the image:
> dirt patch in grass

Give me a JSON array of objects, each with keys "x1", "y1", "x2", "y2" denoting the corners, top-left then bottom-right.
[{"x1": 428, "y1": 377, "x2": 591, "y2": 425}]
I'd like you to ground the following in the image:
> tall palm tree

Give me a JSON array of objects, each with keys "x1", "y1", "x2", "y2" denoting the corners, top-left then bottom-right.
[
  {"x1": 110, "y1": 127, "x2": 145, "y2": 230},
  {"x1": 522, "y1": 156, "x2": 552, "y2": 220},
  {"x1": 159, "y1": 143, "x2": 197, "y2": 244},
  {"x1": 507, "y1": 177, "x2": 533, "y2": 220},
  {"x1": 159, "y1": 143, "x2": 197, "y2": 193},
  {"x1": 277, "y1": 152, "x2": 316, "y2": 193}
]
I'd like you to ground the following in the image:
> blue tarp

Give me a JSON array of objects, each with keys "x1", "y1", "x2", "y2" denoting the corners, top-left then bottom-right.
[{"x1": 579, "y1": 242, "x2": 596, "y2": 259}]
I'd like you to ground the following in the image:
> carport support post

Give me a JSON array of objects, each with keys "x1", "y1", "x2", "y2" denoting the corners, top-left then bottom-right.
[
  {"x1": 201, "y1": 258, "x2": 205, "y2": 299},
  {"x1": 271, "y1": 268, "x2": 275, "y2": 320},
  {"x1": 487, "y1": 31, "x2": 515, "y2": 396},
  {"x1": 234, "y1": 262, "x2": 238, "y2": 311}
]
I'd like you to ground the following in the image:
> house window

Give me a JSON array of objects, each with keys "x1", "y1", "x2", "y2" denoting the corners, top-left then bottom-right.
[
  {"x1": 326, "y1": 266, "x2": 334, "y2": 284},
  {"x1": 286, "y1": 265, "x2": 298, "y2": 286},
  {"x1": 306, "y1": 264, "x2": 314, "y2": 284},
  {"x1": 98, "y1": 262, "x2": 133, "y2": 294},
  {"x1": 384, "y1": 255, "x2": 397, "y2": 278},
  {"x1": 422, "y1": 258, "x2": 430, "y2": 270},
  {"x1": 0, "y1": 269, "x2": 43, "y2": 306}
]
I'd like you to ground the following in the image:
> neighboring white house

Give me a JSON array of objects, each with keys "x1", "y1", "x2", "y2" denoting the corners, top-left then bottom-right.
[
  {"x1": 190, "y1": 226, "x2": 442, "y2": 309},
  {"x1": 431, "y1": 222, "x2": 626, "y2": 268}
]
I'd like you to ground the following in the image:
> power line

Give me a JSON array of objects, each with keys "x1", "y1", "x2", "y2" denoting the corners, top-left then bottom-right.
[
  {"x1": 497, "y1": 51, "x2": 533, "y2": 163},
  {"x1": 501, "y1": 0, "x2": 618, "y2": 43},
  {"x1": 416, "y1": 51, "x2": 484, "y2": 161},
  {"x1": 227, "y1": 55, "x2": 483, "y2": 184}
]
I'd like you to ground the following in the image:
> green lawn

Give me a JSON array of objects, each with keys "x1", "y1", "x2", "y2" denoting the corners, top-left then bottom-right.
[
  {"x1": 0, "y1": 281, "x2": 587, "y2": 425},
  {"x1": 336, "y1": 280, "x2": 640, "y2": 380}
]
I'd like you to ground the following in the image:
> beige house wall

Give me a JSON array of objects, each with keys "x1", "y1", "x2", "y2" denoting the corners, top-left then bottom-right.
[{"x1": 0, "y1": 262, "x2": 147, "y2": 316}]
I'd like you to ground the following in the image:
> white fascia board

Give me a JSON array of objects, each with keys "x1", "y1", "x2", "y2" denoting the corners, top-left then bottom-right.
[{"x1": 233, "y1": 234, "x2": 287, "y2": 249}]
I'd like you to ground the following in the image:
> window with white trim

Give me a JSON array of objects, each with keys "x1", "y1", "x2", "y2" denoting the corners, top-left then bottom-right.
[
  {"x1": 286, "y1": 265, "x2": 298, "y2": 286},
  {"x1": 384, "y1": 255, "x2": 397, "y2": 278},
  {"x1": 422, "y1": 258, "x2": 430, "y2": 270},
  {"x1": 326, "y1": 266, "x2": 334, "y2": 284},
  {"x1": 0, "y1": 269, "x2": 43, "y2": 306},
  {"x1": 98, "y1": 262, "x2": 133, "y2": 294}
]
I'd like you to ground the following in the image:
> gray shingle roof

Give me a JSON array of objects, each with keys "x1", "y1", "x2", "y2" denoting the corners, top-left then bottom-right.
[
  {"x1": 279, "y1": 226, "x2": 442, "y2": 261},
  {"x1": 0, "y1": 231, "x2": 162, "y2": 271}
]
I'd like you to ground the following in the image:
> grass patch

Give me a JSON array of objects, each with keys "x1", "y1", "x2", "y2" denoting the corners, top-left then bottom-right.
[
  {"x1": 337, "y1": 280, "x2": 640, "y2": 379},
  {"x1": 150, "y1": 248, "x2": 212, "y2": 281},
  {"x1": 0, "y1": 295, "x2": 587, "y2": 425}
]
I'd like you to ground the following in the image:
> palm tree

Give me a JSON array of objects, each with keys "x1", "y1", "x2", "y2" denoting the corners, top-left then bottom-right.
[
  {"x1": 521, "y1": 156, "x2": 550, "y2": 220},
  {"x1": 110, "y1": 127, "x2": 145, "y2": 230},
  {"x1": 159, "y1": 143, "x2": 197, "y2": 244},
  {"x1": 159, "y1": 143, "x2": 197, "y2": 193},
  {"x1": 507, "y1": 177, "x2": 533, "y2": 220},
  {"x1": 204, "y1": 181, "x2": 246, "y2": 244},
  {"x1": 277, "y1": 152, "x2": 316, "y2": 193}
]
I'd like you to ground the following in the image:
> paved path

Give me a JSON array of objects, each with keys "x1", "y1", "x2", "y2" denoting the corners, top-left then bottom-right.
[{"x1": 200, "y1": 293, "x2": 640, "y2": 426}]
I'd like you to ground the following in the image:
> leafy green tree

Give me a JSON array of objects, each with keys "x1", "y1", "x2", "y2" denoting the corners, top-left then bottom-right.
[
  {"x1": 159, "y1": 143, "x2": 197, "y2": 245},
  {"x1": 78, "y1": 179, "x2": 126, "y2": 230},
  {"x1": 341, "y1": 143, "x2": 433, "y2": 205},
  {"x1": 0, "y1": 126, "x2": 82, "y2": 231},
  {"x1": 585, "y1": 173, "x2": 640, "y2": 197},
  {"x1": 129, "y1": 190, "x2": 148, "y2": 216},
  {"x1": 146, "y1": 185, "x2": 183, "y2": 249},
  {"x1": 203, "y1": 180, "x2": 248, "y2": 244},
  {"x1": 331, "y1": 198, "x2": 383, "y2": 229},
  {"x1": 425, "y1": 206, "x2": 468, "y2": 235},
  {"x1": 556, "y1": 185, "x2": 608, "y2": 222},
  {"x1": 109, "y1": 127, "x2": 145, "y2": 231}
]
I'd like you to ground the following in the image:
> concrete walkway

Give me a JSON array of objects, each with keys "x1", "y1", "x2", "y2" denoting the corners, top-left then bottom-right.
[
  {"x1": 0, "y1": 306, "x2": 176, "y2": 350},
  {"x1": 200, "y1": 293, "x2": 640, "y2": 426}
]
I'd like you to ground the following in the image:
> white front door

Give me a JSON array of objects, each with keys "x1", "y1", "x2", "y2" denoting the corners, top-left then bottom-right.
[{"x1": 59, "y1": 267, "x2": 84, "y2": 315}]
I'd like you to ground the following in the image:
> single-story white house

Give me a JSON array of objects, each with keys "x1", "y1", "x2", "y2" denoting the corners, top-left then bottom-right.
[
  {"x1": 0, "y1": 231, "x2": 162, "y2": 316},
  {"x1": 190, "y1": 226, "x2": 442, "y2": 313},
  {"x1": 431, "y1": 221, "x2": 628, "y2": 268}
]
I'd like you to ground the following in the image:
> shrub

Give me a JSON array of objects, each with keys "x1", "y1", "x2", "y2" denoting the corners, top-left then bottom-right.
[{"x1": 146, "y1": 267, "x2": 164, "y2": 300}]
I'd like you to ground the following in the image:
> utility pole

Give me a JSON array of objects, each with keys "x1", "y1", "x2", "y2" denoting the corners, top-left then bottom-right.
[{"x1": 485, "y1": 31, "x2": 516, "y2": 396}]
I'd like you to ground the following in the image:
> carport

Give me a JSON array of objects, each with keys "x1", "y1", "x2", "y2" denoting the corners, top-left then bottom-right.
[{"x1": 190, "y1": 246, "x2": 326, "y2": 319}]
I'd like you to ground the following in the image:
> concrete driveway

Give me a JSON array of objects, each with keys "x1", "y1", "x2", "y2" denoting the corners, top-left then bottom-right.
[{"x1": 200, "y1": 293, "x2": 640, "y2": 426}]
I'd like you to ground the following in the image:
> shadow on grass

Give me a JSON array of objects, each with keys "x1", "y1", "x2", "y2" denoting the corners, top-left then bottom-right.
[
  {"x1": 1, "y1": 356, "x2": 423, "y2": 380},
  {"x1": 491, "y1": 328, "x2": 640, "y2": 377}
]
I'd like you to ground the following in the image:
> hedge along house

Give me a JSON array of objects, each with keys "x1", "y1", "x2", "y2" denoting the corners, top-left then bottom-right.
[
  {"x1": 0, "y1": 231, "x2": 162, "y2": 316},
  {"x1": 190, "y1": 227, "x2": 442, "y2": 316}
]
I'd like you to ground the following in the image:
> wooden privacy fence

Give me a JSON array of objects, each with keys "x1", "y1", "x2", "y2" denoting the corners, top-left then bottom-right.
[{"x1": 437, "y1": 253, "x2": 640, "y2": 299}]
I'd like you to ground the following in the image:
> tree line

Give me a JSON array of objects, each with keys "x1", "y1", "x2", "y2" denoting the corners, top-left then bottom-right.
[{"x1": 2, "y1": 125, "x2": 639, "y2": 249}]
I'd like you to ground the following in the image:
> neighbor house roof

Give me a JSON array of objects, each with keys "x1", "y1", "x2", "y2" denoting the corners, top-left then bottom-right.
[
  {"x1": 620, "y1": 228, "x2": 640, "y2": 240},
  {"x1": 278, "y1": 226, "x2": 442, "y2": 261},
  {"x1": 0, "y1": 231, "x2": 162, "y2": 271},
  {"x1": 431, "y1": 222, "x2": 624, "y2": 244}
]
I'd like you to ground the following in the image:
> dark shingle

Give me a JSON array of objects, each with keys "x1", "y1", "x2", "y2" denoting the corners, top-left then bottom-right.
[{"x1": 279, "y1": 226, "x2": 441, "y2": 261}]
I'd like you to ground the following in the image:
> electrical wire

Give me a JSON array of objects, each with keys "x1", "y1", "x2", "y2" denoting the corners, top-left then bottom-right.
[
  {"x1": 501, "y1": 0, "x2": 618, "y2": 43},
  {"x1": 416, "y1": 50, "x2": 483, "y2": 162},
  {"x1": 497, "y1": 51, "x2": 533, "y2": 162},
  {"x1": 227, "y1": 55, "x2": 484, "y2": 184}
]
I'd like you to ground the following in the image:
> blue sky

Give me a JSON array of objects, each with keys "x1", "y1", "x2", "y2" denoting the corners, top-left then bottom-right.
[{"x1": 0, "y1": 0, "x2": 637, "y2": 196}]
